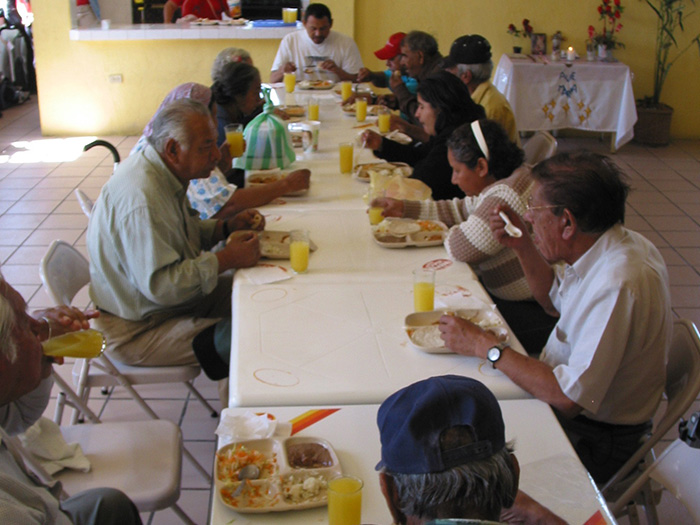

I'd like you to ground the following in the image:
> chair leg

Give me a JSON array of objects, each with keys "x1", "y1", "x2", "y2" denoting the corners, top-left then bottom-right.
[
  {"x1": 53, "y1": 391, "x2": 66, "y2": 424},
  {"x1": 183, "y1": 380, "x2": 218, "y2": 417},
  {"x1": 170, "y1": 503, "x2": 197, "y2": 525},
  {"x1": 51, "y1": 372, "x2": 101, "y2": 423}
]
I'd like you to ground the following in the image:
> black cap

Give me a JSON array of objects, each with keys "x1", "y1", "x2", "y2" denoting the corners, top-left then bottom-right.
[{"x1": 449, "y1": 35, "x2": 492, "y2": 65}]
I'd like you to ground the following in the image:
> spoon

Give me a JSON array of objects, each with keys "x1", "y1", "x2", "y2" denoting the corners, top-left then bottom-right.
[
  {"x1": 499, "y1": 211, "x2": 523, "y2": 238},
  {"x1": 231, "y1": 464, "x2": 261, "y2": 498}
]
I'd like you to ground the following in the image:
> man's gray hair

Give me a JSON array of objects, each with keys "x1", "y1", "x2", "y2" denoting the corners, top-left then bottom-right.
[
  {"x1": 456, "y1": 61, "x2": 493, "y2": 85},
  {"x1": 211, "y1": 47, "x2": 252, "y2": 82},
  {"x1": 0, "y1": 272, "x2": 17, "y2": 363},
  {"x1": 148, "y1": 98, "x2": 211, "y2": 154},
  {"x1": 388, "y1": 444, "x2": 517, "y2": 521},
  {"x1": 403, "y1": 31, "x2": 439, "y2": 58}
]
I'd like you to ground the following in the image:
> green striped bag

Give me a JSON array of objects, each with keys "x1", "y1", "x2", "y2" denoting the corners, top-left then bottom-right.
[{"x1": 233, "y1": 87, "x2": 296, "y2": 170}]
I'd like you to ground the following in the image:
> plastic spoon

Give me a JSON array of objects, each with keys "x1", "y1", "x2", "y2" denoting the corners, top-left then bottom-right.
[
  {"x1": 231, "y1": 464, "x2": 261, "y2": 497},
  {"x1": 499, "y1": 211, "x2": 523, "y2": 238}
]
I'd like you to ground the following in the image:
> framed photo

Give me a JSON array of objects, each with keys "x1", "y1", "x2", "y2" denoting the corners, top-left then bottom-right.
[{"x1": 531, "y1": 33, "x2": 547, "y2": 55}]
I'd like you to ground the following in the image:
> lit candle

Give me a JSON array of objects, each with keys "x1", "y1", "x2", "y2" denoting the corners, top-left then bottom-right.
[{"x1": 567, "y1": 47, "x2": 576, "y2": 61}]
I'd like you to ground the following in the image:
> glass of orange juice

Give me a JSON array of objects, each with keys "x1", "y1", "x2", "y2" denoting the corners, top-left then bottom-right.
[
  {"x1": 224, "y1": 124, "x2": 245, "y2": 157},
  {"x1": 340, "y1": 81, "x2": 353, "y2": 102},
  {"x1": 413, "y1": 268, "x2": 436, "y2": 312},
  {"x1": 377, "y1": 106, "x2": 391, "y2": 134},
  {"x1": 368, "y1": 186, "x2": 385, "y2": 225},
  {"x1": 282, "y1": 7, "x2": 297, "y2": 23},
  {"x1": 307, "y1": 96, "x2": 319, "y2": 121},
  {"x1": 328, "y1": 475, "x2": 363, "y2": 525},
  {"x1": 283, "y1": 72, "x2": 296, "y2": 93},
  {"x1": 42, "y1": 329, "x2": 105, "y2": 359},
  {"x1": 339, "y1": 142, "x2": 354, "y2": 174},
  {"x1": 289, "y1": 229, "x2": 309, "y2": 273},
  {"x1": 355, "y1": 98, "x2": 367, "y2": 123}
]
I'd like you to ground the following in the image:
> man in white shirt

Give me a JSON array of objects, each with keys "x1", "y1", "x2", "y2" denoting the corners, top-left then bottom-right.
[
  {"x1": 270, "y1": 3, "x2": 363, "y2": 83},
  {"x1": 438, "y1": 151, "x2": 673, "y2": 484}
]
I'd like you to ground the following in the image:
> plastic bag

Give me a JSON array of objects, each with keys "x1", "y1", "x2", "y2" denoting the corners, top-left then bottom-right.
[
  {"x1": 233, "y1": 87, "x2": 296, "y2": 170},
  {"x1": 385, "y1": 174, "x2": 432, "y2": 200}
]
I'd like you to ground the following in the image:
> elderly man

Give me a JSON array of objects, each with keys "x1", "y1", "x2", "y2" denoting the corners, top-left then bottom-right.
[
  {"x1": 0, "y1": 274, "x2": 142, "y2": 524},
  {"x1": 87, "y1": 99, "x2": 263, "y2": 384},
  {"x1": 376, "y1": 375, "x2": 565, "y2": 524},
  {"x1": 270, "y1": 3, "x2": 363, "y2": 83},
  {"x1": 444, "y1": 35, "x2": 519, "y2": 145},
  {"x1": 439, "y1": 152, "x2": 673, "y2": 484}
]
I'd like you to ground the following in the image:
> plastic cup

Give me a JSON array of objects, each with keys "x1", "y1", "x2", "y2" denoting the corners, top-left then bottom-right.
[
  {"x1": 224, "y1": 124, "x2": 245, "y2": 157},
  {"x1": 327, "y1": 475, "x2": 363, "y2": 525},
  {"x1": 307, "y1": 97, "x2": 319, "y2": 121},
  {"x1": 355, "y1": 98, "x2": 367, "y2": 123},
  {"x1": 340, "y1": 81, "x2": 353, "y2": 102},
  {"x1": 377, "y1": 107, "x2": 391, "y2": 134},
  {"x1": 289, "y1": 229, "x2": 309, "y2": 273},
  {"x1": 282, "y1": 7, "x2": 297, "y2": 23},
  {"x1": 413, "y1": 268, "x2": 436, "y2": 312},
  {"x1": 368, "y1": 186, "x2": 385, "y2": 225},
  {"x1": 339, "y1": 142, "x2": 354, "y2": 174},
  {"x1": 42, "y1": 329, "x2": 105, "y2": 359},
  {"x1": 284, "y1": 72, "x2": 296, "y2": 93}
]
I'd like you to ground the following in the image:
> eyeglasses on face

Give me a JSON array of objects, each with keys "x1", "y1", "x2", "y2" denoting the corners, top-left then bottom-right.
[{"x1": 526, "y1": 196, "x2": 560, "y2": 213}]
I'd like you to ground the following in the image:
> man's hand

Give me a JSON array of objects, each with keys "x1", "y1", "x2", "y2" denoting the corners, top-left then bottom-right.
[
  {"x1": 32, "y1": 306, "x2": 100, "y2": 341},
  {"x1": 370, "y1": 197, "x2": 403, "y2": 218},
  {"x1": 341, "y1": 92, "x2": 373, "y2": 106},
  {"x1": 490, "y1": 205, "x2": 530, "y2": 250},
  {"x1": 388, "y1": 70, "x2": 404, "y2": 90},
  {"x1": 376, "y1": 93, "x2": 398, "y2": 109},
  {"x1": 438, "y1": 314, "x2": 498, "y2": 358},
  {"x1": 230, "y1": 209, "x2": 265, "y2": 231},
  {"x1": 360, "y1": 129, "x2": 383, "y2": 150},
  {"x1": 221, "y1": 231, "x2": 261, "y2": 269},
  {"x1": 218, "y1": 142, "x2": 234, "y2": 174},
  {"x1": 282, "y1": 169, "x2": 311, "y2": 194},
  {"x1": 356, "y1": 67, "x2": 372, "y2": 83},
  {"x1": 283, "y1": 62, "x2": 297, "y2": 74}
]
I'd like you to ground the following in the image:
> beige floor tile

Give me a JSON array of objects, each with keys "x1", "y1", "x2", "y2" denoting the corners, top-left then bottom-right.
[
  {"x1": 39, "y1": 213, "x2": 88, "y2": 230},
  {"x1": 667, "y1": 266, "x2": 700, "y2": 286},
  {"x1": 7, "y1": 200, "x2": 61, "y2": 215},
  {"x1": 670, "y1": 286, "x2": 700, "y2": 308},
  {"x1": 0, "y1": 213, "x2": 45, "y2": 229},
  {"x1": 1, "y1": 263, "x2": 42, "y2": 285},
  {"x1": 5, "y1": 246, "x2": 50, "y2": 265},
  {"x1": 24, "y1": 229, "x2": 84, "y2": 246},
  {"x1": 0, "y1": 229, "x2": 32, "y2": 246},
  {"x1": 660, "y1": 231, "x2": 700, "y2": 248}
]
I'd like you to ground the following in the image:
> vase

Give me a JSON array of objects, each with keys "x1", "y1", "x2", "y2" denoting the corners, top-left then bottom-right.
[
  {"x1": 634, "y1": 103, "x2": 674, "y2": 146},
  {"x1": 597, "y1": 44, "x2": 608, "y2": 60}
]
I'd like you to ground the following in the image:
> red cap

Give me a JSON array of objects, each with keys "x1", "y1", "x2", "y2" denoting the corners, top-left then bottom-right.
[{"x1": 374, "y1": 32, "x2": 407, "y2": 60}]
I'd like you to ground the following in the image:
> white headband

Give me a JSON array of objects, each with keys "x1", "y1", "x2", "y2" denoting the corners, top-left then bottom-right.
[{"x1": 471, "y1": 120, "x2": 489, "y2": 161}]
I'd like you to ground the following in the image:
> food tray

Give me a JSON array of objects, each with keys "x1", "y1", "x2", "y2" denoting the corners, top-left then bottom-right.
[
  {"x1": 247, "y1": 169, "x2": 308, "y2": 196},
  {"x1": 192, "y1": 18, "x2": 247, "y2": 25},
  {"x1": 281, "y1": 105, "x2": 306, "y2": 118},
  {"x1": 353, "y1": 162, "x2": 411, "y2": 183},
  {"x1": 372, "y1": 218, "x2": 448, "y2": 248},
  {"x1": 215, "y1": 436, "x2": 341, "y2": 513},
  {"x1": 298, "y1": 80, "x2": 335, "y2": 90},
  {"x1": 341, "y1": 103, "x2": 381, "y2": 117},
  {"x1": 404, "y1": 309, "x2": 509, "y2": 354},
  {"x1": 260, "y1": 231, "x2": 318, "y2": 259}
]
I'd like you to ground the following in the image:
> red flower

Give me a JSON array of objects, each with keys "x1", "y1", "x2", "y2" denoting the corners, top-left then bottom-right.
[
  {"x1": 614, "y1": 10, "x2": 621, "y2": 18},
  {"x1": 598, "y1": 5, "x2": 603, "y2": 13},
  {"x1": 614, "y1": 0, "x2": 620, "y2": 5},
  {"x1": 588, "y1": 25, "x2": 596, "y2": 38},
  {"x1": 616, "y1": 23, "x2": 623, "y2": 31},
  {"x1": 508, "y1": 23, "x2": 516, "y2": 32}
]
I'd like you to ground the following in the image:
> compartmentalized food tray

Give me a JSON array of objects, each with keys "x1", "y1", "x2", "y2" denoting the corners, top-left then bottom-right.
[
  {"x1": 371, "y1": 218, "x2": 448, "y2": 248},
  {"x1": 260, "y1": 231, "x2": 318, "y2": 259}
]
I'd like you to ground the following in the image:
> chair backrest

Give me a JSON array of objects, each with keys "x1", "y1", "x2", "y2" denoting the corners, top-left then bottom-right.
[
  {"x1": 39, "y1": 240, "x2": 90, "y2": 307},
  {"x1": 603, "y1": 319, "x2": 700, "y2": 496},
  {"x1": 610, "y1": 438, "x2": 700, "y2": 521},
  {"x1": 523, "y1": 131, "x2": 557, "y2": 166},
  {"x1": 74, "y1": 189, "x2": 94, "y2": 218}
]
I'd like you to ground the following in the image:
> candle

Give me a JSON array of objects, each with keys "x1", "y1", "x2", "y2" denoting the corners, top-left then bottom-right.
[{"x1": 567, "y1": 47, "x2": 576, "y2": 61}]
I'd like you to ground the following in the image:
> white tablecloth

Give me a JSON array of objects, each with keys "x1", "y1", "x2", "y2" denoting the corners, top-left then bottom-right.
[{"x1": 493, "y1": 54, "x2": 637, "y2": 150}]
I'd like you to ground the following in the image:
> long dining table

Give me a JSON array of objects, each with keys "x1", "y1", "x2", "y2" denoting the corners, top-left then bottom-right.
[{"x1": 212, "y1": 86, "x2": 616, "y2": 524}]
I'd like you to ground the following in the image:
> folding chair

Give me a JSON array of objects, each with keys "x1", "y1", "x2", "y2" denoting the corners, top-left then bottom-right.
[
  {"x1": 523, "y1": 131, "x2": 557, "y2": 166},
  {"x1": 74, "y1": 189, "x2": 94, "y2": 218},
  {"x1": 39, "y1": 240, "x2": 217, "y2": 482},
  {"x1": 610, "y1": 412, "x2": 700, "y2": 524},
  {"x1": 602, "y1": 319, "x2": 700, "y2": 505}
]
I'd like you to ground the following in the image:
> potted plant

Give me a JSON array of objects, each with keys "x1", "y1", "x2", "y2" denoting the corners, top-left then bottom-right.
[
  {"x1": 634, "y1": 0, "x2": 700, "y2": 145},
  {"x1": 588, "y1": 0, "x2": 625, "y2": 60},
  {"x1": 507, "y1": 19, "x2": 533, "y2": 54}
]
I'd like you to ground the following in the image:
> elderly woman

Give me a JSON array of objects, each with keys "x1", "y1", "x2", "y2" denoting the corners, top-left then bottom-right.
[
  {"x1": 372, "y1": 119, "x2": 556, "y2": 354},
  {"x1": 362, "y1": 71, "x2": 485, "y2": 200},
  {"x1": 131, "y1": 82, "x2": 309, "y2": 220}
]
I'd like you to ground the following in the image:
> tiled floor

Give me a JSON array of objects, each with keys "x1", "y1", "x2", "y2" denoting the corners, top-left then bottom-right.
[{"x1": 2, "y1": 98, "x2": 699, "y2": 524}]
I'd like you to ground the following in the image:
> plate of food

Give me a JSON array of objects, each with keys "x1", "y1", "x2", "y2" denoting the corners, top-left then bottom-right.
[
  {"x1": 260, "y1": 231, "x2": 318, "y2": 259},
  {"x1": 247, "y1": 169, "x2": 308, "y2": 196},
  {"x1": 281, "y1": 105, "x2": 306, "y2": 119},
  {"x1": 341, "y1": 103, "x2": 381, "y2": 117},
  {"x1": 372, "y1": 218, "x2": 448, "y2": 248},
  {"x1": 404, "y1": 309, "x2": 509, "y2": 353},
  {"x1": 216, "y1": 436, "x2": 341, "y2": 513},
  {"x1": 353, "y1": 162, "x2": 411, "y2": 183},
  {"x1": 191, "y1": 18, "x2": 218, "y2": 25},
  {"x1": 298, "y1": 80, "x2": 335, "y2": 90}
]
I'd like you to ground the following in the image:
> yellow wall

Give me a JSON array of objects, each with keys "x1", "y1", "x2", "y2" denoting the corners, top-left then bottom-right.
[{"x1": 32, "y1": 0, "x2": 699, "y2": 139}]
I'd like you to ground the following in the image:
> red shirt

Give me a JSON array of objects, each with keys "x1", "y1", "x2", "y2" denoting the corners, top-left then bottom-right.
[{"x1": 182, "y1": 0, "x2": 228, "y2": 20}]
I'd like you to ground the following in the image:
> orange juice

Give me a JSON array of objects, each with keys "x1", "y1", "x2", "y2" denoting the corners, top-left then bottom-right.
[
  {"x1": 282, "y1": 7, "x2": 297, "y2": 23},
  {"x1": 378, "y1": 111, "x2": 391, "y2": 134},
  {"x1": 339, "y1": 142, "x2": 354, "y2": 173},
  {"x1": 308, "y1": 101, "x2": 319, "y2": 121},
  {"x1": 284, "y1": 72, "x2": 296, "y2": 93},
  {"x1": 368, "y1": 206, "x2": 383, "y2": 225},
  {"x1": 328, "y1": 476, "x2": 363, "y2": 525},
  {"x1": 42, "y1": 329, "x2": 105, "y2": 359},
  {"x1": 289, "y1": 241, "x2": 309, "y2": 273},
  {"x1": 355, "y1": 98, "x2": 367, "y2": 122},
  {"x1": 226, "y1": 129, "x2": 244, "y2": 157},
  {"x1": 340, "y1": 81, "x2": 353, "y2": 102},
  {"x1": 413, "y1": 282, "x2": 435, "y2": 312}
]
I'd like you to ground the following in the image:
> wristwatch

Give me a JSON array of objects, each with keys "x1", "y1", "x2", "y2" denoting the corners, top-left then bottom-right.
[{"x1": 487, "y1": 343, "x2": 507, "y2": 368}]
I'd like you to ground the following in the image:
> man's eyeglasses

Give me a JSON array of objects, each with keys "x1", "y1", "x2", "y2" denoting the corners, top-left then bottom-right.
[{"x1": 526, "y1": 197, "x2": 560, "y2": 213}]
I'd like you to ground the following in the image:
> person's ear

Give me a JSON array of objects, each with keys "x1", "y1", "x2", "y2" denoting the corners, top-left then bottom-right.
[
  {"x1": 461, "y1": 69, "x2": 473, "y2": 85},
  {"x1": 379, "y1": 472, "x2": 407, "y2": 525},
  {"x1": 476, "y1": 157, "x2": 490, "y2": 177},
  {"x1": 163, "y1": 138, "x2": 180, "y2": 163},
  {"x1": 560, "y1": 208, "x2": 577, "y2": 241},
  {"x1": 417, "y1": 50, "x2": 425, "y2": 64}
]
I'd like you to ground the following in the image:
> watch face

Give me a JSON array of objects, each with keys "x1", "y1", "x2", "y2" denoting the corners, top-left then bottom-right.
[{"x1": 487, "y1": 346, "x2": 501, "y2": 363}]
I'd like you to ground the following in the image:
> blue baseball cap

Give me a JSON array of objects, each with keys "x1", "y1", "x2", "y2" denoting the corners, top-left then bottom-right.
[{"x1": 376, "y1": 375, "x2": 506, "y2": 474}]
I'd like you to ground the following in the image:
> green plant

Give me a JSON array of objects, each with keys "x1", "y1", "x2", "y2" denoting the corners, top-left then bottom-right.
[{"x1": 641, "y1": 0, "x2": 700, "y2": 106}]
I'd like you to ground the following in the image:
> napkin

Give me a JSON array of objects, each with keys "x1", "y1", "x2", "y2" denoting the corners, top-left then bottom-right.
[
  {"x1": 435, "y1": 286, "x2": 495, "y2": 311},
  {"x1": 19, "y1": 417, "x2": 91, "y2": 475},
  {"x1": 236, "y1": 263, "x2": 293, "y2": 284},
  {"x1": 216, "y1": 410, "x2": 292, "y2": 445}
]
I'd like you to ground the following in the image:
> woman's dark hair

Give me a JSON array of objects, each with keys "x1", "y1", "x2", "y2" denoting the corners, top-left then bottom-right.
[
  {"x1": 416, "y1": 71, "x2": 485, "y2": 134},
  {"x1": 447, "y1": 119, "x2": 524, "y2": 180},
  {"x1": 532, "y1": 151, "x2": 630, "y2": 233},
  {"x1": 210, "y1": 62, "x2": 259, "y2": 107}
]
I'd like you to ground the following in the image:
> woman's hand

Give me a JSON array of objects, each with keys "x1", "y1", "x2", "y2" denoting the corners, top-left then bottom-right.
[
  {"x1": 370, "y1": 197, "x2": 403, "y2": 218},
  {"x1": 361, "y1": 130, "x2": 383, "y2": 150}
]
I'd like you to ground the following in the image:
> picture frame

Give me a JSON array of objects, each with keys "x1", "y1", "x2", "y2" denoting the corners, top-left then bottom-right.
[{"x1": 531, "y1": 33, "x2": 547, "y2": 55}]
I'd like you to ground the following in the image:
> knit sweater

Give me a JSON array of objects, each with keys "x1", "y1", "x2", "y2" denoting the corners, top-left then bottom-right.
[{"x1": 403, "y1": 166, "x2": 535, "y2": 301}]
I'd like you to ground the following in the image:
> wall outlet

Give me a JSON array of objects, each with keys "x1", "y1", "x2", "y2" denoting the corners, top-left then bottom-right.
[{"x1": 108, "y1": 74, "x2": 123, "y2": 84}]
